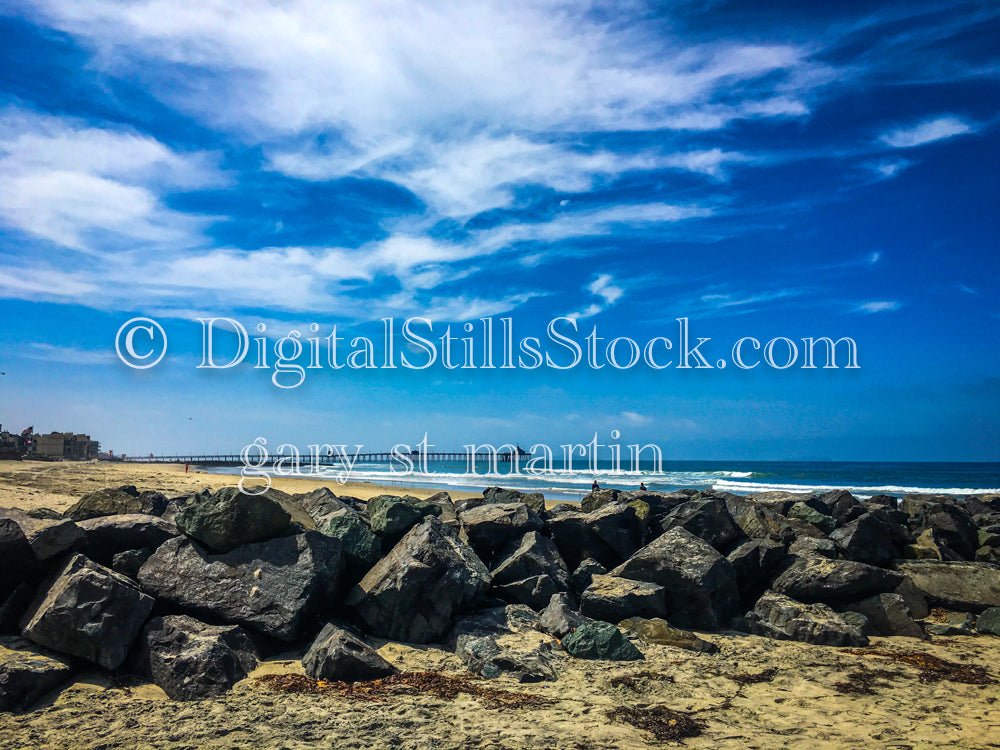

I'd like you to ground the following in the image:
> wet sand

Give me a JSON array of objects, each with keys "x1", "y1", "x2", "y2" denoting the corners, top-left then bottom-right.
[{"x1": 2, "y1": 460, "x2": 999, "y2": 749}]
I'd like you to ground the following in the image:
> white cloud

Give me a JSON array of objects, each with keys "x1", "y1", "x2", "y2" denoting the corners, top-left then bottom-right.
[
  {"x1": 621, "y1": 411, "x2": 651, "y2": 426},
  {"x1": 854, "y1": 300, "x2": 902, "y2": 314},
  {"x1": 22, "y1": 343, "x2": 116, "y2": 365},
  {"x1": 880, "y1": 116, "x2": 975, "y2": 149}
]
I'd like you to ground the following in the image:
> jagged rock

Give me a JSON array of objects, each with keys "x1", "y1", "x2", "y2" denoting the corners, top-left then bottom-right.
[
  {"x1": 746, "y1": 590, "x2": 868, "y2": 647},
  {"x1": 724, "y1": 496, "x2": 795, "y2": 543},
  {"x1": 297, "y1": 487, "x2": 357, "y2": 520},
  {"x1": 449, "y1": 604, "x2": 540, "y2": 644},
  {"x1": 22, "y1": 554, "x2": 154, "y2": 670},
  {"x1": 483, "y1": 487, "x2": 546, "y2": 515},
  {"x1": 580, "y1": 488, "x2": 629, "y2": 514},
  {"x1": 561, "y1": 621, "x2": 643, "y2": 661},
  {"x1": 618, "y1": 617, "x2": 719, "y2": 653},
  {"x1": 548, "y1": 502, "x2": 642, "y2": 571},
  {"x1": 314, "y1": 512, "x2": 381, "y2": 580},
  {"x1": 569, "y1": 558, "x2": 607, "y2": 599},
  {"x1": 976, "y1": 607, "x2": 1000, "y2": 635},
  {"x1": 894, "y1": 577, "x2": 930, "y2": 620},
  {"x1": 77, "y1": 514, "x2": 177, "y2": 566},
  {"x1": 346, "y1": 518, "x2": 491, "y2": 643},
  {"x1": 895, "y1": 561, "x2": 1000, "y2": 612},
  {"x1": 459, "y1": 503, "x2": 543, "y2": 563},
  {"x1": 0, "y1": 636, "x2": 74, "y2": 712},
  {"x1": 842, "y1": 593, "x2": 925, "y2": 638},
  {"x1": 728, "y1": 539, "x2": 786, "y2": 605},
  {"x1": 66, "y1": 486, "x2": 143, "y2": 521},
  {"x1": 772, "y1": 556, "x2": 903, "y2": 604},
  {"x1": 139, "y1": 532, "x2": 342, "y2": 642},
  {"x1": 788, "y1": 537, "x2": 838, "y2": 558},
  {"x1": 787, "y1": 502, "x2": 835, "y2": 534},
  {"x1": 367, "y1": 495, "x2": 428, "y2": 537},
  {"x1": 900, "y1": 496, "x2": 978, "y2": 561},
  {"x1": 829, "y1": 513, "x2": 897, "y2": 567},
  {"x1": 138, "y1": 491, "x2": 169, "y2": 516},
  {"x1": 491, "y1": 532, "x2": 569, "y2": 590},
  {"x1": 866, "y1": 494, "x2": 898, "y2": 508},
  {"x1": 659, "y1": 496, "x2": 743, "y2": 552},
  {"x1": 302, "y1": 623, "x2": 398, "y2": 682},
  {"x1": 538, "y1": 593, "x2": 589, "y2": 639},
  {"x1": 494, "y1": 575, "x2": 561, "y2": 610},
  {"x1": 424, "y1": 492, "x2": 460, "y2": 526},
  {"x1": 816, "y1": 490, "x2": 865, "y2": 527},
  {"x1": 0, "y1": 520, "x2": 36, "y2": 601},
  {"x1": 456, "y1": 634, "x2": 558, "y2": 682},
  {"x1": 137, "y1": 615, "x2": 258, "y2": 701},
  {"x1": 175, "y1": 487, "x2": 293, "y2": 553},
  {"x1": 610, "y1": 527, "x2": 739, "y2": 630},
  {"x1": 0, "y1": 584, "x2": 36, "y2": 634},
  {"x1": 839, "y1": 611, "x2": 878, "y2": 637},
  {"x1": 580, "y1": 575, "x2": 667, "y2": 623},
  {"x1": 0, "y1": 508, "x2": 86, "y2": 563},
  {"x1": 111, "y1": 548, "x2": 155, "y2": 580}
]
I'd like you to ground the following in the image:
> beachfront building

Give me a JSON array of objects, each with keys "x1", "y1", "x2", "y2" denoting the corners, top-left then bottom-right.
[{"x1": 32, "y1": 431, "x2": 100, "y2": 460}]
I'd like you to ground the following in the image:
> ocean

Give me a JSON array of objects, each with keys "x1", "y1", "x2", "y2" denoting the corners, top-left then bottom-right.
[{"x1": 217, "y1": 459, "x2": 1000, "y2": 504}]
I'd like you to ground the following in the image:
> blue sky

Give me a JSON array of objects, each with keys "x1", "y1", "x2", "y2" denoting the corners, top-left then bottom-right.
[{"x1": 0, "y1": 0, "x2": 997, "y2": 460}]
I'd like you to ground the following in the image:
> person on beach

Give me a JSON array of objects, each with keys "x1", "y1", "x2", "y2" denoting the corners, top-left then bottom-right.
[{"x1": 591, "y1": 480, "x2": 600, "y2": 491}]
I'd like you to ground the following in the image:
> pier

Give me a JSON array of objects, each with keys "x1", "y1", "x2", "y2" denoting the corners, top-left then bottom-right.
[{"x1": 117, "y1": 448, "x2": 531, "y2": 467}]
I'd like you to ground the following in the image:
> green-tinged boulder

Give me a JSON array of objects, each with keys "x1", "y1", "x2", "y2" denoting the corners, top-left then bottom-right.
[
  {"x1": 788, "y1": 502, "x2": 835, "y2": 534},
  {"x1": 175, "y1": 487, "x2": 292, "y2": 553},
  {"x1": 561, "y1": 621, "x2": 643, "y2": 661},
  {"x1": 367, "y1": 495, "x2": 425, "y2": 536},
  {"x1": 976, "y1": 606, "x2": 1000, "y2": 635},
  {"x1": 66, "y1": 487, "x2": 142, "y2": 521},
  {"x1": 316, "y1": 513, "x2": 381, "y2": 579}
]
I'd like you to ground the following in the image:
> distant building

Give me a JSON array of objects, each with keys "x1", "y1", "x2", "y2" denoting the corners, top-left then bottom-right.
[{"x1": 0, "y1": 425, "x2": 100, "y2": 460}]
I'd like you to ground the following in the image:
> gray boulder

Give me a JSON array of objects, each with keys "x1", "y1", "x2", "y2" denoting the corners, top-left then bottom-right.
[
  {"x1": 746, "y1": 590, "x2": 868, "y2": 647},
  {"x1": 548, "y1": 502, "x2": 642, "y2": 571},
  {"x1": 610, "y1": 527, "x2": 739, "y2": 630},
  {"x1": 367, "y1": 495, "x2": 432, "y2": 537},
  {"x1": 727, "y1": 539, "x2": 787, "y2": 605},
  {"x1": 895, "y1": 560, "x2": 1000, "y2": 612},
  {"x1": 0, "y1": 636, "x2": 74, "y2": 713},
  {"x1": 494, "y1": 575, "x2": 562, "y2": 610},
  {"x1": 175, "y1": 487, "x2": 293, "y2": 553},
  {"x1": 829, "y1": 513, "x2": 897, "y2": 567},
  {"x1": 483, "y1": 487, "x2": 546, "y2": 515},
  {"x1": 976, "y1": 606, "x2": 1000, "y2": 636},
  {"x1": 816, "y1": 490, "x2": 865, "y2": 527},
  {"x1": 788, "y1": 536, "x2": 838, "y2": 559},
  {"x1": 139, "y1": 532, "x2": 342, "y2": 642},
  {"x1": 22, "y1": 554, "x2": 154, "y2": 670},
  {"x1": 580, "y1": 488, "x2": 630, "y2": 514},
  {"x1": 724, "y1": 495, "x2": 795, "y2": 543},
  {"x1": 302, "y1": 623, "x2": 398, "y2": 682},
  {"x1": 580, "y1": 575, "x2": 667, "y2": 624},
  {"x1": 346, "y1": 518, "x2": 491, "y2": 643},
  {"x1": 77, "y1": 514, "x2": 177, "y2": 566},
  {"x1": 841, "y1": 593, "x2": 925, "y2": 638},
  {"x1": 111, "y1": 548, "x2": 156, "y2": 580},
  {"x1": 772, "y1": 556, "x2": 903, "y2": 604},
  {"x1": 137, "y1": 615, "x2": 258, "y2": 701},
  {"x1": 538, "y1": 593, "x2": 590, "y2": 639},
  {"x1": 0, "y1": 508, "x2": 85, "y2": 563},
  {"x1": 562, "y1": 621, "x2": 643, "y2": 661},
  {"x1": 424, "y1": 492, "x2": 460, "y2": 526},
  {"x1": 618, "y1": 617, "x2": 719, "y2": 653},
  {"x1": 456, "y1": 635, "x2": 558, "y2": 682},
  {"x1": 449, "y1": 604, "x2": 541, "y2": 644},
  {"x1": 660, "y1": 496, "x2": 743, "y2": 552}
]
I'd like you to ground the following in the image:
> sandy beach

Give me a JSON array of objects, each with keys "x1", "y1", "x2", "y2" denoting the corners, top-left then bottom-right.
[{"x1": 2, "y1": 460, "x2": 999, "y2": 749}]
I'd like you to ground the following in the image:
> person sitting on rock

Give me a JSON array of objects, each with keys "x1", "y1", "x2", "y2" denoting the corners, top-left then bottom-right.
[
  {"x1": 639, "y1": 482, "x2": 647, "y2": 491},
  {"x1": 591, "y1": 480, "x2": 600, "y2": 491}
]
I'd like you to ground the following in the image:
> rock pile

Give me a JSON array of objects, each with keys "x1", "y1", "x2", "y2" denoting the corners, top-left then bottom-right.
[{"x1": 3, "y1": 485, "x2": 1000, "y2": 712}]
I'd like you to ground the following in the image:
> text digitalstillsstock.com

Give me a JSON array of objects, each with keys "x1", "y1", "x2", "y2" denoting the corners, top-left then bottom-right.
[{"x1": 115, "y1": 316, "x2": 860, "y2": 387}]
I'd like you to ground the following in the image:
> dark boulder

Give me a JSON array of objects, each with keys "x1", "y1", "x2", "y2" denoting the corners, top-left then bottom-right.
[
  {"x1": 788, "y1": 536, "x2": 837, "y2": 559},
  {"x1": 494, "y1": 575, "x2": 561, "y2": 610},
  {"x1": 561, "y1": 621, "x2": 643, "y2": 661},
  {"x1": 138, "y1": 491, "x2": 169, "y2": 516},
  {"x1": 175, "y1": 487, "x2": 293, "y2": 553},
  {"x1": 456, "y1": 634, "x2": 558, "y2": 682},
  {"x1": 746, "y1": 590, "x2": 868, "y2": 647},
  {"x1": 727, "y1": 538, "x2": 787, "y2": 605},
  {"x1": 829, "y1": 513, "x2": 897, "y2": 567},
  {"x1": 77, "y1": 514, "x2": 178, "y2": 566},
  {"x1": 459, "y1": 503, "x2": 543, "y2": 563},
  {"x1": 568, "y1": 558, "x2": 607, "y2": 599},
  {"x1": 772, "y1": 556, "x2": 903, "y2": 604},
  {"x1": 900, "y1": 497, "x2": 978, "y2": 561},
  {"x1": 580, "y1": 488, "x2": 630, "y2": 514},
  {"x1": 787, "y1": 502, "x2": 835, "y2": 534},
  {"x1": 22, "y1": 554, "x2": 154, "y2": 670},
  {"x1": 724, "y1": 496, "x2": 795, "y2": 544},
  {"x1": 977, "y1": 606, "x2": 1000, "y2": 636},
  {"x1": 138, "y1": 532, "x2": 342, "y2": 642},
  {"x1": 314, "y1": 512, "x2": 381, "y2": 581},
  {"x1": 548, "y1": 502, "x2": 642, "y2": 571},
  {"x1": 66, "y1": 487, "x2": 143, "y2": 521},
  {"x1": 136, "y1": 615, "x2": 258, "y2": 701},
  {"x1": 482, "y1": 487, "x2": 546, "y2": 515},
  {"x1": 0, "y1": 508, "x2": 85, "y2": 564},
  {"x1": 0, "y1": 584, "x2": 36, "y2": 635},
  {"x1": 659, "y1": 496, "x2": 743, "y2": 552},
  {"x1": 580, "y1": 575, "x2": 667, "y2": 624},
  {"x1": 610, "y1": 527, "x2": 739, "y2": 630},
  {"x1": 346, "y1": 518, "x2": 491, "y2": 644},
  {"x1": 302, "y1": 623, "x2": 398, "y2": 682},
  {"x1": 0, "y1": 519, "x2": 37, "y2": 601},
  {"x1": 816, "y1": 490, "x2": 865, "y2": 527},
  {"x1": 895, "y1": 561, "x2": 1000, "y2": 612},
  {"x1": 424, "y1": 492, "x2": 460, "y2": 526},
  {"x1": 840, "y1": 593, "x2": 925, "y2": 639},
  {"x1": 449, "y1": 604, "x2": 540, "y2": 644},
  {"x1": 111, "y1": 548, "x2": 155, "y2": 580},
  {"x1": 0, "y1": 636, "x2": 74, "y2": 713},
  {"x1": 491, "y1": 532, "x2": 569, "y2": 590}
]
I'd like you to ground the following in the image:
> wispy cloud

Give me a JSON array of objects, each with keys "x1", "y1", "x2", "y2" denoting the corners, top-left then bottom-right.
[
  {"x1": 22, "y1": 343, "x2": 116, "y2": 365},
  {"x1": 853, "y1": 300, "x2": 902, "y2": 314},
  {"x1": 569, "y1": 273, "x2": 625, "y2": 320},
  {"x1": 880, "y1": 116, "x2": 976, "y2": 149}
]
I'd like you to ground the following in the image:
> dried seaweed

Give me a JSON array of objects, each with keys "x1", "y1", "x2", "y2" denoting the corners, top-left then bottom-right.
[
  {"x1": 848, "y1": 648, "x2": 996, "y2": 685},
  {"x1": 730, "y1": 667, "x2": 778, "y2": 686},
  {"x1": 606, "y1": 705, "x2": 706, "y2": 742},
  {"x1": 834, "y1": 667, "x2": 900, "y2": 695},
  {"x1": 608, "y1": 671, "x2": 676, "y2": 690},
  {"x1": 255, "y1": 670, "x2": 555, "y2": 708}
]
